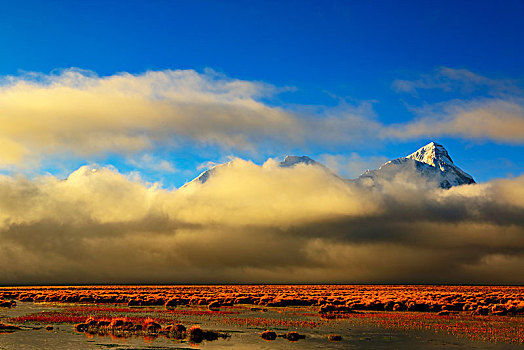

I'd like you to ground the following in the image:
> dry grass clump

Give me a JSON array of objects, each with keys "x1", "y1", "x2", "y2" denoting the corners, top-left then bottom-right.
[
  {"x1": 2, "y1": 285, "x2": 523, "y2": 318},
  {"x1": 72, "y1": 317, "x2": 228, "y2": 343},
  {"x1": 259, "y1": 330, "x2": 305, "y2": 342},
  {"x1": 208, "y1": 300, "x2": 221, "y2": 310},
  {"x1": 328, "y1": 334, "x2": 342, "y2": 341},
  {"x1": 0, "y1": 300, "x2": 16, "y2": 308},
  {"x1": 282, "y1": 331, "x2": 306, "y2": 341},
  {"x1": 260, "y1": 330, "x2": 277, "y2": 340},
  {"x1": 0, "y1": 323, "x2": 21, "y2": 332},
  {"x1": 186, "y1": 325, "x2": 228, "y2": 343}
]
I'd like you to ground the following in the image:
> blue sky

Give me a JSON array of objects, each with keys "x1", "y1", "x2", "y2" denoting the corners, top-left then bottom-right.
[{"x1": 1, "y1": 0, "x2": 523, "y2": 187}]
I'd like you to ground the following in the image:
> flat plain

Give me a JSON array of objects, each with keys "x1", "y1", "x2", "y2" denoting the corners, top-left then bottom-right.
[{"x1": 0, "y1": 285, "x2": 522, "y2": 349}]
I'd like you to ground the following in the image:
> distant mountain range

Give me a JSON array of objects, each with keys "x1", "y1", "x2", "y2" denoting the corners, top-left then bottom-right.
[{"x1": 185, "y1": 142, "x2": 475, "y2": 189}]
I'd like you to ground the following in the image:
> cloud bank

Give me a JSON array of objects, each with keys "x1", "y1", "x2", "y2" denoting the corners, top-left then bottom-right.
[
  {"x1": 0, "y1": 69, "x2": 296, "y2": 166},
  {"x1": 0, "y1": 68, "x2": 380, "y2": 168},
  {"x1": 386, "y1": 99, "x2": 524, "y2": 143},
  {"x1": 1, "y1": 161, "x2": 523, "y2": 285},
  {"x1": 1, "y1": 67, "x2": 522, "y2": 170}
]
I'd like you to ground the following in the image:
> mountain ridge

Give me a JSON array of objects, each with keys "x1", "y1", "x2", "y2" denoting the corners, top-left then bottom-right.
[{"x1": 183, "y1": 142, "x2": 475, "y2": 189}]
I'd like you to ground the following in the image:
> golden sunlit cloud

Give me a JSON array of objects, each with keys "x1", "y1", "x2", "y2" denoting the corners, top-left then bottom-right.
[
  {"x1": 0, "y1": 69, "x2": 381, "y2": 168},
  {"x1": 0, "y1": 69, "x2": 296, "y2": 166},
  {"x1": 0, "y1": 161, "x2": 523, "y2": 285},
  {"x1": 0, "y1": 67, "x2": 522, "y2": 170},
  {"x1": 386, "y1": 100, "x2": 524, "y2": 143}
]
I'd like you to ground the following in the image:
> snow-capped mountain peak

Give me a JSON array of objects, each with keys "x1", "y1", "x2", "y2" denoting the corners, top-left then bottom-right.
[
  {"x1": 357, "y1": 142, "x2": 475, "y2": 189},
  {"x1": 280, "y1": 155, "x2": 317, "y2": 167},
  {"x1": 182, "y1": 161, "x2": 232, "y2": 186},
  {"x1": 406, "y1": 142, "x2": 453, "y2": 171},
  {"x1": 183, "y1": 155, "x2": 322, "y2": 187}
]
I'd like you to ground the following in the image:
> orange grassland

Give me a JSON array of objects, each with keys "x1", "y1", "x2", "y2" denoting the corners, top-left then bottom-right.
[{"x1": 1, "y1": 285, "x2": 523, "y2": 344}]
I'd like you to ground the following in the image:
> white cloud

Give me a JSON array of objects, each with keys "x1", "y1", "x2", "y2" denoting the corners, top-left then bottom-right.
[
  {"x1": 386, "y1": 99, "x2": 524, "y2": 143},
  {"x1": 0, "y1": 66, "x2": 522, "y2": 174},
  {"x1": 0, "y1": 68, "x2": 386, "y2": 168},
  {"x1": 127, "y1": 154, "x2": 177, "y2": 173},
  {"x1": 388, "y1": 67, "x2": 524, "y2": 143},
  {"x1": 392, "y1": 66, "x2": 521, "y2": 96},
  {"x1": 0, "y1": 68, "x2": 299, "y2": 167},
  {"x1": 319, "y1": 153, "x2": 389, "y2": 178}
]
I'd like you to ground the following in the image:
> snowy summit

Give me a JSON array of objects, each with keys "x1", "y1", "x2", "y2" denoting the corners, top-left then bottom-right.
[
  {"x1": 279, "y1": 155, "x2": 318, "y2": 167},
  {"x1": 358, "y1": 142, "x2": 475, "y2": 188}
]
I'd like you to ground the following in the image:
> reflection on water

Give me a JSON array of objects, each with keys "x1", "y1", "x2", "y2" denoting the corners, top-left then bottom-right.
[{"x1": 0, "y1": 302, "x2": 522, "y2": 350}]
